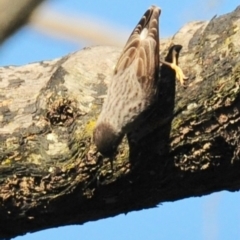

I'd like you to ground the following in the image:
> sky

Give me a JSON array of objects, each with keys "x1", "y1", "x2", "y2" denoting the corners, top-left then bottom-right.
[{"x1": 1, "y1": 0, "x2": 239, "y2": 239}]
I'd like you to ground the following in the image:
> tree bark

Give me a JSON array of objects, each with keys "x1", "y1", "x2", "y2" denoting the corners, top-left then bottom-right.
[{"x1": 0, "y1": 6, "x2": 240, "y2": 239}]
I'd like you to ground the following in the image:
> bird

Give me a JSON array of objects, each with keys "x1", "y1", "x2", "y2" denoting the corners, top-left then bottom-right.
[
  {"x1": 93, "y1": 6, "x2": 186, "y2": 157},
  {"x1": 93, "y1": 6, "x2": 160, "y2": 157}
]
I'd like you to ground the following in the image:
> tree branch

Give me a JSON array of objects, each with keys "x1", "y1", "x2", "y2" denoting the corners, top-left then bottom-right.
[
  {"x1": 0, "y1": 0, "x2": 46, "y2": 43},
  {"x1": 0, "y1": 6, "x2": 240, "y2": 239}
]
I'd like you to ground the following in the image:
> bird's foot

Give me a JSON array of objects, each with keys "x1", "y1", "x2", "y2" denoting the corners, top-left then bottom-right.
[
  {"x1": 169, "y1": 62, "x2": 188, "y2": 86},
  {"x1": 160, "y1": 60, "x2": 188, "y2": 85}
]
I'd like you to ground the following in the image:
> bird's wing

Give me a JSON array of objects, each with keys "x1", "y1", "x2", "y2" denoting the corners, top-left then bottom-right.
[{"x1": 114, "y1": 6, "x2": 160, "y2": 92}]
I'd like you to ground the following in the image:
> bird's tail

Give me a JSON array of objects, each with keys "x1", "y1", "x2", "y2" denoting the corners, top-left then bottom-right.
[{"x1": 114, "y1": 6, "x2": 161, "y2": 80}]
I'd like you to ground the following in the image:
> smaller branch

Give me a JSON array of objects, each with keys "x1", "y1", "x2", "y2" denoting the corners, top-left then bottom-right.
[
  {"x1": 0, "y1": 0, "x2": 45, "y2": 44},
  {"x1": 29, "y1": 7, "x2": 128, "y2": 47}
]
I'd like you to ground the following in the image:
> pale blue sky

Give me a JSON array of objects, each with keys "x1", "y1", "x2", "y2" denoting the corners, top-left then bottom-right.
[{"x1": 1, "y1": 1, "x2": 239, "y2": 239}]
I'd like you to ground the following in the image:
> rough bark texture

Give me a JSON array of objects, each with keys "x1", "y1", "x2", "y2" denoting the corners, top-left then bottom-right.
[
  {"x1": 0, "y1": 6, "x2": 240, "y2": 239},
  {"x1": 0, "y1": 0, "x2": 45, "y2": 43}
]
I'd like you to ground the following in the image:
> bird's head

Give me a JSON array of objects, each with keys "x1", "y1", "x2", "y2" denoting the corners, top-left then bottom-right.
[{"x1": 93, "y1": 123, "x2": 123, "y2": 157}]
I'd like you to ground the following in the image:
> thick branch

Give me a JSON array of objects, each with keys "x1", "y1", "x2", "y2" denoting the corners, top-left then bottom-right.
[{"x1": 0, "y1": 6, "x2": 240, "y2": 239}]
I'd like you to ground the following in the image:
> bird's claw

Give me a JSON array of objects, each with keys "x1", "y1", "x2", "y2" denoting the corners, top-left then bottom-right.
[
  {"x1": 169, "y1": 63, "x2": 188, "y2": 86},
  {"x1": 160, "y1": 60, "x2": 188, "y2": 86}
]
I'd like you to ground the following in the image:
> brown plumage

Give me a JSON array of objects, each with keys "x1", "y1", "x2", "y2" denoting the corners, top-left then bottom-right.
[{"x1": 93, "y1": 6, "x2": 161, "y2": 156}]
